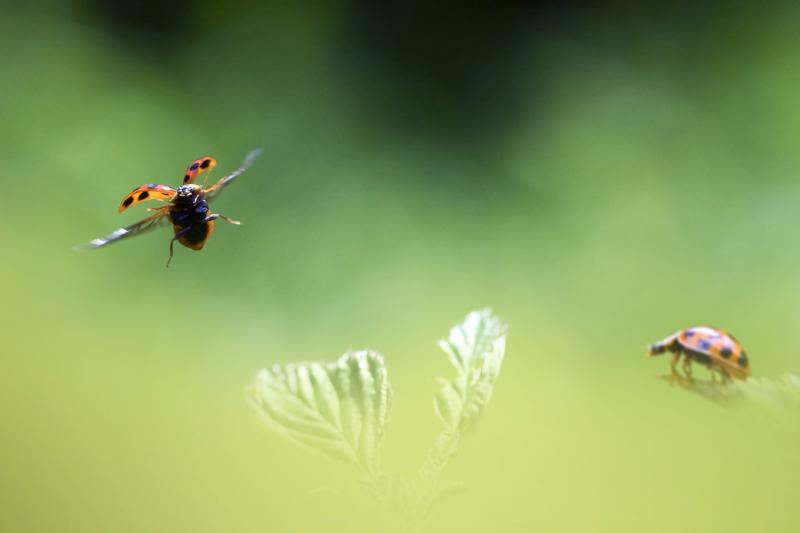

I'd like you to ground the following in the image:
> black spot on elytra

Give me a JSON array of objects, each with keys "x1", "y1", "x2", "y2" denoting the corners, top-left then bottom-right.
[
  {"x1": 720, "y1": 345, "x2": 733, "y2": 358},
  {"x1": 200, "y1": 158, "x2": 211, "y2": 169},
  {"x1": 190, "y1": 162, "x2": 200, "y2": 171},
  {"x1": 685, "y1": 330, "x2": 695, "y2": 338},
  {"x1": 184, "y1": 174, "x2": 191, "y2": 183},
  {"x1": 138, "y1": 191, "x2": 150, "y2": 201},
  {"x1": 122, "y1": 196, "x2": 134, "y2": 207},
  {"x1": 738, "y1": 353, "x2": 749, "y2": 367}
]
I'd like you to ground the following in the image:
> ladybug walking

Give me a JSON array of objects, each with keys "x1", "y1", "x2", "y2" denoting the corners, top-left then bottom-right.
[{"x1": 648, "y1": 326, "x2": 751, "y2": 381}]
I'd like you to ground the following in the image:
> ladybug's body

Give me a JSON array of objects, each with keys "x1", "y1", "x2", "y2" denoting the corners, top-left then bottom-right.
[
  {"x1": 83, "y1": 150, "x2": 261, "y2": 266},
  {"x1": 168, "y1": 184, "x2": 214, "y2": 250},
  {"x1": 649, "y1": 326, "x2": 751, "y2": 381}
]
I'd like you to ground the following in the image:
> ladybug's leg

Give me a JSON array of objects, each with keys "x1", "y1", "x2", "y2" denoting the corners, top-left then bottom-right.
[
  {"x1": 681, "y1": 356, "x2": 693, "y2": 380},
  {"x1": 166, "y1": 226, "x2": 193, "y2": 267},
  {"x1": 670, "y1": 351, "x2": 681, "y2": 376},
  {"x1": 167, "y1": 238, "x2": 178, "y2": 267},
  {"x1": 205, "y1": 213, "x2": 241, "y2": 225}
]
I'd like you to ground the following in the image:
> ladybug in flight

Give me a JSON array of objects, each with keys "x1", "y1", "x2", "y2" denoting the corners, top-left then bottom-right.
[
  {"x1": 83, "y1": 149, "x2": 261, "y2": 266},
  {"x1": 648, "y1": 326, "x2": 751, "y2": 381}
]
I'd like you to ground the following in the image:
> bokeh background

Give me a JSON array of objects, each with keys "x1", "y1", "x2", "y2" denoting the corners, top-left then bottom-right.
[{"x1": 2, "y1": 1, "x2": 800, "y2": 531}]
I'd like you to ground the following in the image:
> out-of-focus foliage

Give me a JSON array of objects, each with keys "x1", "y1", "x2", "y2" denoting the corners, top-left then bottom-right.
[
  {"x1": 415, "y1": 309, "x2": 508, "y2": 524},
  {"x1": 434, "y1": 309, "x2": 507, "y2": 434},
  {"x1": 732, "y1": 374, "x2": 800, "y2": 430},
  {"x1": 249, "y1": 351, "x2": 391, "y2": 475},
  {"x1": 670, "y1": 373, "x2": 800, "y2": 429},
  {"x1": 249, "y1": 310, "x2": 508, "y2": 528}
]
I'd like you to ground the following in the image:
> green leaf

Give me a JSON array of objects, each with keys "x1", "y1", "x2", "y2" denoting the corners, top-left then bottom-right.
[
  {"x1": 249, "y1": 350, "x2": 392, "y2": 473},
  {"x1": 433, "y1": 309, "x2": 508, "y2": 433}
]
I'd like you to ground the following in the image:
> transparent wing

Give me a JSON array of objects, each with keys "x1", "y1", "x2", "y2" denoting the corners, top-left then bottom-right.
[
  {"x1": 205, "y1": 148, "x2": 262, "y2": 202},
  {"x1": 78, "y1": 210, "x2": 169, "y2": 250}
]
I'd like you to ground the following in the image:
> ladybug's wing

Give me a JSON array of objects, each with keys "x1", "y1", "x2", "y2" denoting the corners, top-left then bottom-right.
[
  {"x1": 119, "y1": 184, "x2": 176, "y2": 212},
  {"x1": 181, "y1": 156, "x2": 217, "y2": 185},
  {"x1": 204, "y1": 149, "x2": 262, "y2": 202},
  {"x1": 706, "y1": 334, "x2": 745, "y2": 363},
  {"x1": 81, "y1": 209, "x2": 169, "y2": 249}
]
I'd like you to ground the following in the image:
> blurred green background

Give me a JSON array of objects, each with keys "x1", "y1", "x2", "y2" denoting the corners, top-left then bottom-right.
[{"x1": 2, "y1": 1, "x2": 800, "y2": 531}]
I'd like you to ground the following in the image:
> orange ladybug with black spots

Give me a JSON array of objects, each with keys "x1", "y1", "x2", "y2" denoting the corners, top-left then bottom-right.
[
  {"x1": 82, "y1": 149, "x2": 260, "y2": 266},
  {"x1": 648, "y1": 326, "x2": 751, "y2": 381}
]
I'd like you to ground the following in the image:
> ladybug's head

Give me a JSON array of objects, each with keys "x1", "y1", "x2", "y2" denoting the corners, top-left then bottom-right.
[
  {"x1": 176, "y1": 184, "x2": 201, "y2": 198},
  {"x1": 174, "y1": 184, "x2": 202, "y2": 204},
  {"x1": 647, "y1": 343, "x2": 667, "y2": 356},
  {"x1": 647, "y1": 334, "x2": 678, "y2": 357}
]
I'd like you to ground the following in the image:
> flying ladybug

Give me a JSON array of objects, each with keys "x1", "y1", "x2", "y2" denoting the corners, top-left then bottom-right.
[{"x1": 83, "y1": 149, "x2": 261, "y2": 266}]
